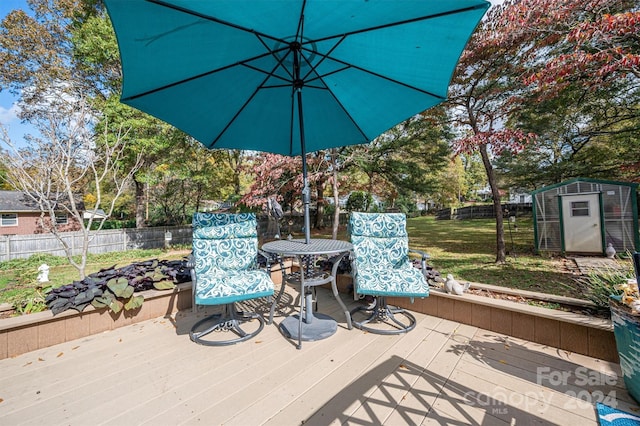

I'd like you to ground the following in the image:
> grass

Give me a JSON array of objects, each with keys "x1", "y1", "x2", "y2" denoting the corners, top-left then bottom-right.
[
  {"x1": 403, "y1": 216, "x2": 586, "y2": 296},
  {"x1": 0, "y1": 215, "x2": 627, "y2": 311},
  {"x1": 311, "y1": 215, "x2": 614, "y2": 299}
]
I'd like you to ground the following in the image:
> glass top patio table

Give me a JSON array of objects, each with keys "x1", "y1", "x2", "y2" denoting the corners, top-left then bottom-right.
[{"x1": 262, "y1": 239, "x2": 353, "y2": 349}]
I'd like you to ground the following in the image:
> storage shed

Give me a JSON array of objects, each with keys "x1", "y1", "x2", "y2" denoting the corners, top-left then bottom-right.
[{"x1": 531, "y1": 178, "x2": 639, "y2": 254}]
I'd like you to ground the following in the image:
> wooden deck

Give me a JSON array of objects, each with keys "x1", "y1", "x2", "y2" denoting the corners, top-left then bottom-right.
[{"x1": 0, "y1": 286, "x2": 637, "y2": 425}]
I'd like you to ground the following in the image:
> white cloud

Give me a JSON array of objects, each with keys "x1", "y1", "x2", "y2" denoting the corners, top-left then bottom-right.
[{"x1": 0, "y1": 102, "x2": 20, "y2": 125}]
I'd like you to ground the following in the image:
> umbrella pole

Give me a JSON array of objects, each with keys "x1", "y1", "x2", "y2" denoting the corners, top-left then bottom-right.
[
  {"x1": 297, "y1": 88, "x2": 311, "y2": 244},
  {"x1": 292, "y1": 38, "x2": 311, "y2": 244}
]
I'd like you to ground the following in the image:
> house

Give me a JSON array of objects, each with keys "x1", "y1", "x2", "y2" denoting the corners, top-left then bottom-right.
[{"x1": 0, "y1": 190, "x2": 83, "y2": 235}]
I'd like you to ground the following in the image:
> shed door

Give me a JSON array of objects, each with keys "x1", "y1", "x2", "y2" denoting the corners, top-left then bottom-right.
[{"x1": 562, "y1": 194, "x2": 602, "y2": 253}]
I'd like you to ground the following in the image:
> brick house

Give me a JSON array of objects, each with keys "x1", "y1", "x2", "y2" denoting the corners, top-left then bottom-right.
[{"x1": 0, "y1": 190, "x2": 83, "y2": 235}]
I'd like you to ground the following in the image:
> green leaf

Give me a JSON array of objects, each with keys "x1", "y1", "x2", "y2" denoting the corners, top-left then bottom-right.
[
  {"x1": 153, "y1": 280, "x2": 175, "y2": 290},
  {"x1": 91, "y1": 299, "x2": 107, "y2": 309},
  {"x1": 145, "y1": 270, "x2": 167, "y2": 281},
  {"x1": 120, "y1": 285, "x2": 135, "y2": 299},
  {"x1": 107, "y1": 277, "x2": 130, "y2": 297},
  {"x1": 124, "y1": 295, "x2": 144, "y2": 311},
  {"x1": 92, "y1": 291, "x2": 115, "y2": 309},
  {"x1": 108, "y1": 299, "x2": 123, "y2": 314}
]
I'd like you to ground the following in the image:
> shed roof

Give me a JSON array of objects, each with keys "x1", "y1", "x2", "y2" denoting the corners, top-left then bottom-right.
[{"x1": 530, "y1": 177, "x2": 638, "y2": 195}]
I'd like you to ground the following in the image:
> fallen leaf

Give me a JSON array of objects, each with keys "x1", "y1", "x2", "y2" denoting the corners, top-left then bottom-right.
[
  {"x1": 0, "y1": 398, "x2": 3, "y2": 403},
  {"x1": 254, "y1": 340, "x2": 263, "y2": 344},
  {"x1": 499, "y1": 360, "x2": 508, "y2": 364},
  {"x1": 23, "y1": 362, "x2": 32, "y2": 367},
  {"x1": 72, "y1": 346, "x2": 79, "y2": 350},
  {"x1": 38, "y1": 357, "x2": 44, "y2": 362},
  {"x1": 57, "y1": 352, "x2": 63, "y2": 358},
  {"x1": 399, "y1": 364, "x2": 408, "y2": 369}
]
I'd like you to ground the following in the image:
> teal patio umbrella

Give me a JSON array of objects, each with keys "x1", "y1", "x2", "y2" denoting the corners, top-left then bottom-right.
[{"x1": 105, "y1": 0, "x2": 489, "y2": 242}]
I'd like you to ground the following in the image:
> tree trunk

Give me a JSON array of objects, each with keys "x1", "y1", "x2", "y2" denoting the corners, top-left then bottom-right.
[
  {"x1": 135, "y1": 179, "x2": 146, "y2": 228},
  {"x1": 479, "y1": 144, "x2": 506, "y2": 263},
  {"x1": 331, "y1": 150, "x2": 340, "y2": 240},
  {"x1": 315, "y1": 177, "x2": 326, "y2": 229}
]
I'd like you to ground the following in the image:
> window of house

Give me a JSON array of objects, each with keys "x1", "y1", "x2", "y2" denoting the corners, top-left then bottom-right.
[
  {"x1": 55, "y1": 214, "x2": 68, "y2": 225},
  {"x1": 570, "y1": 201, "x2": 590, "y2": 217},
  {"x1": 1, "y1": 213, "x2": 18, "y2": 226}
]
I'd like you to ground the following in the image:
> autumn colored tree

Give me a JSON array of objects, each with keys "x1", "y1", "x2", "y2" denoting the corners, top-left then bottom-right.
[
  {"x1": 448, "y1": 1, "x2": 537, "y2": 263},
  {"x1": 450, "y1": 0, "x2": 638, "y2": 262},
  {"x1": 517, "y1": 0, "x2": 640, "y2": 181}
]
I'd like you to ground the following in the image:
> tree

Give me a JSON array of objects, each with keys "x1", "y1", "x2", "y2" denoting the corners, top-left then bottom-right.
[
  {"x1": 0, "y1": 1, "x2": 226, "y2": 228},
  {"x1": 345, "y1": 113, "x2": 451, "y2": 210},
  {"x1": 448, "y1": 0, "x2": 543, "y2": 263},
  {"x1": 0, "y1": 92, "x2": 142, "y2": 279}
]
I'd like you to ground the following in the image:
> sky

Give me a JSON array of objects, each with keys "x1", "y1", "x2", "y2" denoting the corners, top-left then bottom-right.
[{"x1": 0, "y1": 0, "x2": 33, "y2": 146}]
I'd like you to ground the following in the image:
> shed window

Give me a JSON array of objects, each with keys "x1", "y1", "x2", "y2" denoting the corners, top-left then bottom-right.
[
  {"x1": 55, "y1": 214, "x2": 68, "y2": 225},
  {"x1": 1, "y1": 213, "x2": 18, "y2": 226},
  {"x1": 570, "y1": 201, "x2": 590, "y2": 217}
]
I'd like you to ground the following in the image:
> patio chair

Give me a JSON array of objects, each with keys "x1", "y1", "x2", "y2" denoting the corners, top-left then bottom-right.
[
  {"x1": 349, "y1": 212, "x2": 430, "y2": 334},
  {"x1": 189, "y1": 212, "x2": 274, "y2": 346}
]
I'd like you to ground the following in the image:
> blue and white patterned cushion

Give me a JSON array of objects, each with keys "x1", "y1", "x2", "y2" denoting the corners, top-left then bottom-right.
[
  {"x1": 192, "y1": 213, "x2": 274, "y2": 306},
  {"x1": 350, "y1": 212, "x2": 429, "y2": 298}
]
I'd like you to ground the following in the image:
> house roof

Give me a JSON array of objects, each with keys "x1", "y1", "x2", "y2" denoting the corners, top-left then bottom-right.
[
  {"x1": 0, "y1": 191, "x2": 41, "y2": 212},
  {"x1": 0, "y1": 190, "x2": 85, "y2": 213}
]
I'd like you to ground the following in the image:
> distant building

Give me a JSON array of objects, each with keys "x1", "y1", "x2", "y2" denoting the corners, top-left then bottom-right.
[{"x1": 0, "y1": 190, "x2": 83, "y2": 235}]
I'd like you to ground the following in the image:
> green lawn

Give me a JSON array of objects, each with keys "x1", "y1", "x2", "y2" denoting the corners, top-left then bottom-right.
[
  {"x1": 404, "y1": 216, "x2": 580, "y2": 295},
  {"x1": 313, "y1": 215, "x2": 589, "y2": 297},
  {"x1": 0, "y1": 215, "x2": 621, "y2": 312}
]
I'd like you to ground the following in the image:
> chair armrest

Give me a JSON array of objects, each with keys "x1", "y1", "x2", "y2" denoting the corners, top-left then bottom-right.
[{"x1": 258, "y1": 249, "x2": 278, "y2": 273}]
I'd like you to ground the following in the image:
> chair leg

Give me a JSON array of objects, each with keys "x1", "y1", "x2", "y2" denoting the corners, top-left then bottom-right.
[
  {"x1": 350, "y1": 296, "x2": 416, "y2": 335},
  {"x1": 190, "y1": 303, "x2": 265, "y2": 346}
]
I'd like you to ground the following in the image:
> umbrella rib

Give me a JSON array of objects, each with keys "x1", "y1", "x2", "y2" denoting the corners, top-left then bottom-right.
[
  {"x1": 310, "y1": 4, "x2": 488, "y2": 44},
  {"x1": 209, "y1": 59, "x2": 287, "y2": 148},
  {"x1": 121, "y1": 50, "x2": 280, "y2": 101},
  {"x1": 146, "y1": 0, "x2": 284, "y2": 45}
]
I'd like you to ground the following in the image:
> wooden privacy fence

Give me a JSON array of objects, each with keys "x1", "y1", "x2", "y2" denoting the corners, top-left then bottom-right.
[
  {"x1": 0, "y1": 226, "x2": 193, "y2": 262},
  {"x1": 436, "y1": 203, "x2": 533, "y2": 220}
]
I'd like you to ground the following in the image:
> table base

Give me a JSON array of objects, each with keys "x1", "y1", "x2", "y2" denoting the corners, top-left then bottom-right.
[{"x1": 279, "y1": 313, "x2": 337, "y2": 342}]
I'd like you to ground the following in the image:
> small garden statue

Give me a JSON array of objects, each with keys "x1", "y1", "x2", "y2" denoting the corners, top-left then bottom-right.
[
  {"x1": 37, "y1": 264, "x2": 50, "y2": 282},
  {"x1": 606, "y1": 243, "x2": 616, "y2": 259},
  {"x1": 444, "y1": 274, "x2": 470, "y2": 295}
]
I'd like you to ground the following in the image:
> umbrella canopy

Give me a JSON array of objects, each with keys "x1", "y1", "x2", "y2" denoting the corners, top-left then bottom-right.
[{"x1": 105, "y1": 0, "x2": 489, "y2": 241}]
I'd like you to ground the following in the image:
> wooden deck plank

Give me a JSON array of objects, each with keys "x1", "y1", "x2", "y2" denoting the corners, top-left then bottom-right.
[
  {"x1": 140, "y1": 289, "x2": 359, "y2": 425},
  {"x1": 305, "y1": 315, "x2": 456, "y2": 425},
  {"x1": 342, "y1": 319, "x2": 469, "y2": 425},
  {"x1": 0, "y1": 319, "x2": 188, "y2": 421},
  {"x1": 264, "y1": 315, "x2": 446, "y2": 426},
  {"x1": 380, "y1": 323, "x2": 479, "y2": 426},
  {"x1": 468, "y1": 329, "x2": 636, "y2": 407},
  {"x1": 176, "y1": 312, "x2": 376, "y2": 424}
]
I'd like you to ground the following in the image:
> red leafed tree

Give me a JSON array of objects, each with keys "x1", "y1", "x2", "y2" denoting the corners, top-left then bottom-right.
[
  {"x1": 519, "y1": 0, "x2": 639, "y2": 94},
  {"x1": 448, "y1": 1, "x2": 537, "y2": 263},
  {"x1": 240, "y1": 152, "x2": 332, "y2": 232},
  {"x1": 450, "y1": 0, "x2": 638, "y2": 262}
]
